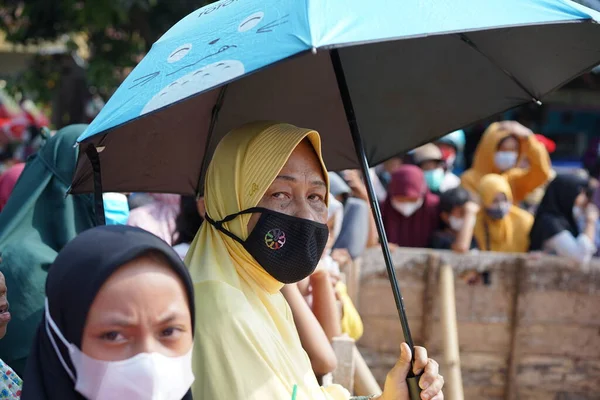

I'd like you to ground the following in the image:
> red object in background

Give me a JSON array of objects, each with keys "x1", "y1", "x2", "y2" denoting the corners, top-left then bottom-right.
[{"x1": 534, "y1": 133, "x2": 556, "y2": 153}]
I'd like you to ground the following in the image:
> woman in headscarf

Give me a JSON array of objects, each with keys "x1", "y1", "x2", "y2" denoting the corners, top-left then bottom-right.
[
  {"x1": 461, "y1": 121, "x2": 551, "y2": 204},
  {"x1": 473, "y1": 174, "x2": 534, "y2": 253},
  {"x1": 186, "y1": 122, "x2": 444, "y2": 400},
  {"x1": 22, "y1": 225, "x2": 195, "y2": 399},
  {"x1": 529, "y1": 174, "x2": 598, "y2": 262},
  {"x1": 128, "y1": 193, "x2": 181, "y2": 245},
  {"x1": 0, "y1": 163, "x2": 24, "y2": 212},
  {"x1": 0, "y1": 125, "x2": 97, "y2": 376},
  {"x1": 381, "y1": 165, "x2": 440, "y2": 248}
]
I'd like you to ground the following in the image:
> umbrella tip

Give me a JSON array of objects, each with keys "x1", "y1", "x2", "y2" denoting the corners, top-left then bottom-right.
[
  {"x1": 533, "y1": 98, "x2": 542, "y2": 106},
  {"x1": 311, "y1": 47, "x2": 317, "y2": 55}
]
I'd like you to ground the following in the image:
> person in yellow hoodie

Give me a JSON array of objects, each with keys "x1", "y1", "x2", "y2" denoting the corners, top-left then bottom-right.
[
  {"x1": 185, "y1": 121, "x2": 444, "y2": 400},
  {"x1": 461, "y1": 121, "x2": 551, "y2": 204},
  {"x1": 473, "y1": 174, "x2": 534, "y2": 253}
]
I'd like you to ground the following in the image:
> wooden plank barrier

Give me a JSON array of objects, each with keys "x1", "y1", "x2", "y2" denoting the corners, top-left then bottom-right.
[{"x1": 357, "y1": 247, "x2": 600, "y2": 400}]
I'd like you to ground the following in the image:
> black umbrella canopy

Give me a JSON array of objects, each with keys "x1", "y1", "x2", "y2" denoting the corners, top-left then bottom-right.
[{"x1": 71, "y1": 21, "x2": 600, "y2": 195}]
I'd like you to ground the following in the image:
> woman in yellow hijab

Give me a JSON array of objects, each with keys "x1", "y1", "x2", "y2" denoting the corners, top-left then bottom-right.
[
  {"x1": 186, "y1": 121, "x2": 444, "y2": 400},
  {"x1": 474, "y1": 174, "x2": 534, "y2": 253},
  {"x1": 461, "y1": 121, "x2": 551, "y2": 204}
]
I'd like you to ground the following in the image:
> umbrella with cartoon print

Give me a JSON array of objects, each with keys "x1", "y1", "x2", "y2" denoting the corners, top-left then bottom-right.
[{"x1": 70, "y1": 0, "x2": 600, "y2": 396}]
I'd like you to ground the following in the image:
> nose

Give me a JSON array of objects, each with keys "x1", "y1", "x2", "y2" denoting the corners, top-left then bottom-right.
[
  {"x1": 293, "y1": 198, "x2": 317, "y2": 222},
  {"x1": 136, "y1": 335, "x2": 161, "y2": 355}
]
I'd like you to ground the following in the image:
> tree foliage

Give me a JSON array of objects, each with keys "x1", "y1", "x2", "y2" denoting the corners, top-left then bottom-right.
[{"x1": 0, "y1": 0, "x2": 213, "y2": 100}]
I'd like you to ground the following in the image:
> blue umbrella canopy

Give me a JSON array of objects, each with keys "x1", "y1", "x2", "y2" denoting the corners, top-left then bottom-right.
[{"x1": 72, "y1": 0, "x2": 600, "y2": 195}]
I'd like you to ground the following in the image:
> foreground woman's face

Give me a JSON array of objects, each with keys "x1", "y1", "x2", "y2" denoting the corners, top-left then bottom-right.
[
  {"x1": 82, "y1": 256, "x2": 192, "y2": 361},
  {"x1": 248, "y1": 140, "x2": 328, "y2": 232}
]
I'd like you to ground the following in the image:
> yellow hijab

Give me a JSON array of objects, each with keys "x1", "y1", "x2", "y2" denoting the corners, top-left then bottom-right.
[
  {"x1": 185, "y1": 121, "x2": 349, "y2": 400},
  {"x1": 461, "y1": 122, "x2": 551, "y2": 204},
  {"x1": 473, "y1": 174, "x2": 533, "y2": 253}
]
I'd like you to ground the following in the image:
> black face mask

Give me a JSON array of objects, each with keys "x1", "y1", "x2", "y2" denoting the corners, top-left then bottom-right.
[{"x1": 205, "y1": 207, "x2": 329, "y2": 284}]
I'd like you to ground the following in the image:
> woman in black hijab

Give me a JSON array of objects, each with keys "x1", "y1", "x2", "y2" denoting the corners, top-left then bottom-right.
[
  {"x1": 22, "y1": 225, "x2": 195, "y2": 400},
  {"x1": 529, "y1": 174, "x2": 598, "y2": 262}
]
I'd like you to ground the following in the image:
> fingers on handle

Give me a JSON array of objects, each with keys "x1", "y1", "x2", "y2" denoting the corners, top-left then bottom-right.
[{"x1": 413, "y1": 346, "x2": 429, "y2": 375}]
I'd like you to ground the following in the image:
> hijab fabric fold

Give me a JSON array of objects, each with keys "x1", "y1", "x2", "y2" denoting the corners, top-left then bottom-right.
[
  {"x1": 21, "y1": 225, "x2": 195, "y2": 400},
  {"x1": 473, "y1": 174, "x2": 533, "y2": 253},
  {"x1": 0, "y1": 125, "x2": 96, "y2": 376},
  {"x1": 529, "y1": 174, "x2": 587, "y2": 251},
  {"x1": 185, "y1": 121, "x2": 349, "y2": 400},
  {"x1": 381, "y1": 165, "x2": 440, "y2": 248}
]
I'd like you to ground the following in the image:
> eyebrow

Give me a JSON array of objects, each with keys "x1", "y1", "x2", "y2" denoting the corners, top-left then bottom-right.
[
  {"x1": 276, "y1": 175, "x2": 327, "y2": 188},
  {"x1": 95, "y1": 310, "x2": 187, "y2": 328}
]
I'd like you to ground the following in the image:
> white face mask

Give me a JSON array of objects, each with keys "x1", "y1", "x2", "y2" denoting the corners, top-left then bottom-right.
[
  {"x1": 448, "y1": 216, "x2": 464, "y2": 231},
  {"x1": 494, "y1": 151, "x2": 518, "y2": 171},
  {"x1": 45, "y1": 299, "x2": 194, "y2": 400},
  {"x1": 392, "y1": 198, "x2": 424, "y2": 217}
]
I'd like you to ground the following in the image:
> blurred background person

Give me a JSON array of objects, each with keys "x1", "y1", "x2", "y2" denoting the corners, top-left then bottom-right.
[
  {"x1": 529, "y1": 174, "x2": 598, "y2": 262},
  {"x1": 328, "y1": 172, "x2": 372, "y2": 257},
  {"x1": 435, "y1": 129, "x2": 466, "y2": 175},
  {"x1": 0, "y1": 163, "x2": 24, "y2": 212},
  {"x1": 410, "y1": 143, "x2": 460, "y2": 194},
  {"x1": 0, "y1": 125, "x2": 97, "y2": 376},
  {"x1": 461, "y1": 121, "x2": 551, "y2": 204},
  {"x1": 474, "y1": 174, "x2": 534, "y2": 253},
  {"x1": 381, "y1": 165, "x2": 440, "y2": 248},
  {"x1": 127, "y1": 193, "x2": 181, "y2": 245},
  {"x1": 172, "y1": 196, "x2": 205, "y2": 259},
  {"x1": 0, "y1": 271, "x2": 22, "y2": 399},
  {"x1": 430, "y1": 187, "x2": 479, "y2": 252}
]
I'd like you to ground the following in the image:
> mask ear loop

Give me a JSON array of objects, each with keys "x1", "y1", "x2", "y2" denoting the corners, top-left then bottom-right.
[
  {"x1": 204, "y1": 207, "x2": 266, "y2": 244},
  {"x1": 44, "y1": 298, "x2": 76, "y2": 381}
]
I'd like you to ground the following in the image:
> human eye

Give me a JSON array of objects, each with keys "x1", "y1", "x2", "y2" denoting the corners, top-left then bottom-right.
[
  {"x1": 100, "y1": 331, "x2": 126, "y2": 342},
  {"x1": 308, "y1": 193, "x2": 325, "y2": 202},
  {"x1": 160, "y1": 326, "x2": 184, "y2": 339}
]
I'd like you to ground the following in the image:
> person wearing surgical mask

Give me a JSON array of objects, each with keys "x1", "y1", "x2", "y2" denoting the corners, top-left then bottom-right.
[
  {"x1": 529, "y1": 174, "x2": 598, "y2": 263},
  {"x1": 410, "y1": 143, "x2": 460, "y2": 194},
  {"x1": 473, "y1": 174, "x2": 534, "y2": 253},
  {"x1": 430, "y1": 187, "x2": 479, "y2": 252},
  {"x1": 382, "y1": 165, "x2": 440, "y2": 248},
  {"x1": 461, "y1": 121, "x2": 551, "y2": 205},
  {"x1": 22, "y1": 225, "x2": 195, "y2": 400}
]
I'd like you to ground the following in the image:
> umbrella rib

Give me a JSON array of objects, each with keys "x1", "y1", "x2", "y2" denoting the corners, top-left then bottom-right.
[
  {"x1": 196, "y1": 86, "x2": 228, "y2": 197},
  {"x1": 458, "y1": 33, "x2": 542, "y2": 105}
]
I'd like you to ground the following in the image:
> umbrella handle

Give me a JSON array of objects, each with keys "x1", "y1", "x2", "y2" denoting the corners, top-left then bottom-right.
[{"x1": 407, "y1": 374, "x2": 422, "y2": 400}]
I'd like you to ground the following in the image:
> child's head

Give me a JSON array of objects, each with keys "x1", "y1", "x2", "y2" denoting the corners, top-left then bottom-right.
[{"x1": 439, "y1": 187, "x2": 471, "y2": 231}]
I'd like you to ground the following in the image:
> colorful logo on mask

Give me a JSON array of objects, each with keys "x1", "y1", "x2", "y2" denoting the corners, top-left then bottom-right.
[{"x1": 265, "y1": 229, "x2": 286, "y2": 250}]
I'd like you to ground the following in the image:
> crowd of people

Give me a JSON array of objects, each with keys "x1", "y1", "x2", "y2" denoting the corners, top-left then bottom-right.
[
  {"x1": 0, "y1": 122, "x2": 445, "y2": 399},
  {"x1": 0, "y1": 117, "x2": 599, "y2": 399}
]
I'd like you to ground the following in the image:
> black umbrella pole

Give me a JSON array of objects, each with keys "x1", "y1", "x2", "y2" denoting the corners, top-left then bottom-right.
[{"x1": 331, "y1": 50, "x2": 421, "y2": 397}]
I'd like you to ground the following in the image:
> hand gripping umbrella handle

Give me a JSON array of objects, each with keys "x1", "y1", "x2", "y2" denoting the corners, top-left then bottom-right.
[{"x1": 407, "y1": 374, "x2": 422, "y2": 400}]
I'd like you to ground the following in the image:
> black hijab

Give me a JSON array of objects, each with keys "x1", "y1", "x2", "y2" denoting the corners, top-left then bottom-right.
[
  {"x1": 529, "y1": 174, "x2": 588, "y2": 251},
  {"x1": 21, "y1": 225, "x2": 195, "y2": 400}
]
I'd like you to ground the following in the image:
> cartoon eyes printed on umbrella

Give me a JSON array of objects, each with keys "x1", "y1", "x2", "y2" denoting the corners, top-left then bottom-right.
[
  {"x1": 167, "y1": 44, "x2": 237, "y2": 77},
  {"x1": 168, "y1": 44, "x2": 193, "y2": 63},
  {"x1": 140, "y1": 60, "x2": 245, "y2": 115},
  {"x1": 239, "y1": 12, "x2": 264, "y2": 32}
]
